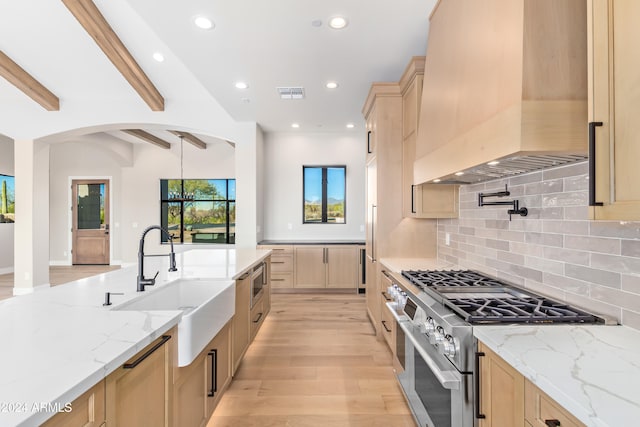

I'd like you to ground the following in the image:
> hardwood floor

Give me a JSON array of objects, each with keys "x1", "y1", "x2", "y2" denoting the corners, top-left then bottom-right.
[
  {"x1": 0, "y1": 265, "x2": 121, "y2": 301},
  {"x1": 209, "y1": 294, "x2": 416, "y2": 427}
]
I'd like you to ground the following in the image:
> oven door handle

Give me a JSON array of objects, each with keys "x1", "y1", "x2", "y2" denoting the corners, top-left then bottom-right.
[{"x1": 398, "y1": 321, "x2": 461, "y2": 390}]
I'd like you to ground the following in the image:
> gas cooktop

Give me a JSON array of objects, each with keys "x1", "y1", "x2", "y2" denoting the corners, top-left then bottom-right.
[{"x1": 401, "y1": 269, "x2": 604, "y2": 324}]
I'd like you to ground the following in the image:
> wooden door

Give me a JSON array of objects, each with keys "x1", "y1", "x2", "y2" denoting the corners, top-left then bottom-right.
[
  {"x1": 326, "y1": 246, "x2": 358, "y2": 288},
  {"x1": 72, "y1": 179, "x2": 109, "y2": 264},
  {"x1": 173, "y1": 353, "x2": 207, "y2": 427},
  {"x1": 233, "y1": 273, "x2": 251, "y2": 374}
]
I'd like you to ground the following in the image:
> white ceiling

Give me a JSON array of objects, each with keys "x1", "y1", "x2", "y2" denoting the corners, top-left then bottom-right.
[{"x1": 0, "y1": 0, "x2": 437, "y2": 138}]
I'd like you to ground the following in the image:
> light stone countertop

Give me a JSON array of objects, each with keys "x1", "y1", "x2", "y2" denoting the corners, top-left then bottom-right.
[
  {"x1": 0, "y1": 248, "x2": 270, "y2": 427},
  {"x1": 380, "y1": 257, "x2": 638, "y2": 427}
]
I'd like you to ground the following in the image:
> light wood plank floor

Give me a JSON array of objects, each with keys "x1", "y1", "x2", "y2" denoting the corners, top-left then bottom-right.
[
  {"x1": 0, "y1": 265, "x2": 121, "y2": 301},
  {"x1": 209, "y1": 294, "x2": 417, "y2": 427}
]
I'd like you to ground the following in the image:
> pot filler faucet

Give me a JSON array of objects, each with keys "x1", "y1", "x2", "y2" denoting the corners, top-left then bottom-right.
[{"x1": 137, "y1": 225, "x2": 178, "y2": 292}]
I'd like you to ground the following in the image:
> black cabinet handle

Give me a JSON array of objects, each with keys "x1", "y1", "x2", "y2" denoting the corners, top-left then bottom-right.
[
  {"x1": 207, "y1": 349, "x2": 217, "y2": 397},
  {"x1": 588, "y1": 121, "x2": 604, "y2": 207},
  {"x1": 411, "y1": 185, "x2": 416, "y2": 213},
  {"x1": 123, "y1": 335, "x2": 171, "y2": 369},
  {"x1": 253, "y1": 312, "x2": 263, "y2": 323},
  {"x1": 381, "y1": 320, "x2": 392, "y2": 333},
  {"x1": 381, "y1": 291, "x2": 392, "y2": 302},
  {"x1": 475, "y1": 352, "x2": 486, "y2": 419},
  {"x1": 367, "y1": 131, "x2": 372, "y2": 154},
  {"x1": 545, "y1": 420, "x2": 561, "y2": 427}
]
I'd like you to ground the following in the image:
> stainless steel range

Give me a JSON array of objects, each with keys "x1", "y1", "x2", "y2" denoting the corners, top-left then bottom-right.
[{"x1": 389, "y1": 269, "x2": 604, "y2": 427}]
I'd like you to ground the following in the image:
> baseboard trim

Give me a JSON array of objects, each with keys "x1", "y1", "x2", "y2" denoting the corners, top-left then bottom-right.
[
  {"x1": 49, "y1": 260, "x2": 72, "y2": 266},
  {"x1": 0, "y1": 267, "x2": 14, "y2": 275}
]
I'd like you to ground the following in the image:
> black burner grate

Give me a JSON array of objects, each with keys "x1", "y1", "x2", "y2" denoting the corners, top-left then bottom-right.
[
  {"x1": 448, "y1": 297, "x2": 600, "y2": 324},
  {"x1": 402, "y1": 269, "x2": 504, "y2": 288}
]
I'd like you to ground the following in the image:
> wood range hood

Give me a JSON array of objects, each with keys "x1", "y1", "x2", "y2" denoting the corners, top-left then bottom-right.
[{"x1": 414, "y1": 0, "x2": 588, "y2": 185}]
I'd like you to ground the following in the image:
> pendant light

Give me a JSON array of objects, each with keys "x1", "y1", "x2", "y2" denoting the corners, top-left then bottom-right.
[{"x1": 168, "y1": 135, "x2": 194, "y2": 201}]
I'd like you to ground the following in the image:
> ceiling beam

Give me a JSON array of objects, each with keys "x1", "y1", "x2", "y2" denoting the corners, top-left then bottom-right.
[
  {"x1": 0, "y1": 51, "x2": 60, "y2": 111},
  {"x1": 169, "y1": 131, "x2": 207, "y2": 150},
  {"x1": 62, "y1": 0, "x2": 165, "y2": 111},
  {"x1": 122, "y1": 129, "x2": 171, "y2": 149}
]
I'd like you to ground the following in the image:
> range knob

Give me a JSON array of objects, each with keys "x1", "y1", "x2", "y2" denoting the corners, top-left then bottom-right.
[
  {"x1": 440, "y1": 334, "x2": 457, "y2": 357},
  {"x1": 430, "y1": 326, "x2": 445, "y2": 345},
  {"x1": 424, "y1": 317, "x2": 436, "y2": 334}
]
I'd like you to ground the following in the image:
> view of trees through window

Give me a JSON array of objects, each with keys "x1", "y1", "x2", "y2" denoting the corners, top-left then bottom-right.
[
  {"x1": 303, "y1": 166, "x2": 346, "y2": 223},
  {"x1": 160, "y1": 179, "x2": 236, "y2": 244}
]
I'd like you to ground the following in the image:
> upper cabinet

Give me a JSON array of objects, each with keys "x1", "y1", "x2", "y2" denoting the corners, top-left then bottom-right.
[
  {"x1": 400, "y1": 57, "x2": 459, "y2": 218},
  {"x1": 414, "y1": 0, "x2": 588, "y2": 185},
  {"x1": 588, "y1": 0, "x2": 640, "y2": 220}
]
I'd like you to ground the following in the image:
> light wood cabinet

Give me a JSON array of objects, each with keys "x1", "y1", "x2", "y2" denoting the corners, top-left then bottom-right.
[
  {"x1": 478, "y1": 341, "x2": 525, "y2": 427},
  {"x1": 525, "y1": 379, "x2": 586, "y2": 427},
  {"x1": 400, "y1": 57, "x2": 459, "y2": 219},
  {"x1": 258, "y1": 245, "x2": 293, "y2": 289},
  {"x1": 232, "y1": 271, "x2": 251, "y2": 374},
  {"x1": 41, "y1": 381, "x2": 105, "y2": 427},
  {"x1": 250, "y1": 296, "x2": 266, "y2": 340},
  {"x1": 415, "y1": 0, "x2": 588, "y2": 184},
  {"x1": 106, "y1": 330, "x2": 174, "y2": 427},
  {"x1": 293, "y1": 245, "x2": 360, "y2": 289},
  {"x1": 366, "y1": 104, "x2": 376, "y2": 162},
  {"x1": 588, "y1": 0, "x2": 640, "y2": 220},
  {"x1": 173, "y1": 321, "x2": 232, "y2": 427}
]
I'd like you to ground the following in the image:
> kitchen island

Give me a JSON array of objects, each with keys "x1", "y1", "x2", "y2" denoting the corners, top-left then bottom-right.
[{"x1": 0, "y1": 248, "x2": 270, "y2": 427}]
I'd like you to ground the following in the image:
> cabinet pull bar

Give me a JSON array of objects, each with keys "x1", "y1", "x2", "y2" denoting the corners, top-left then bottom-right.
[
  {"x1": 381, "y1": 291, "x2": 392, "y2": 302},
  {"x1": 588, "y1": 121, "x2": 604, "y2": 206},
  {"x1": 271, "y1": 261, "x2": 286, "y2": 264},
  {"x1": 474, "y1": 351, "x2": 486, "y2": 419},
  {"x1": 367, "y1": 131, "x2": 372, "y2": 154},
  {"x1": 207, "y1": 349, "x2": 217, "y2": 397},
  {"x1": 381, "y1": 320, "x2": 392, "y2": 333},
  {"x1": 253, "y1": 312, "x2": 263, "y2": 323},
  {"x1": 544, "y1": 420, "x2": 561, "y2": 427},
  {"x1": 411, "y1": 185, "x2": 416, "y2": 213},
  {"x1": 123, "y1": 335, "x2": 171, "y2": 369},
  {"x1": 272, "y1": 278, "x2": 285, "y2": 281}
]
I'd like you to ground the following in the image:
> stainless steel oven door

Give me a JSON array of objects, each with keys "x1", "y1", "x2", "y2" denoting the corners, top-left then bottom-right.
[{"x1": 397, "y1": 320, "x2": 474, "y2": 427}]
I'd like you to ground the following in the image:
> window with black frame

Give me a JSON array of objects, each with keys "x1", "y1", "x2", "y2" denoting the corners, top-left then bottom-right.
[
  {"x1": 303, "y1": 166, "x2": 346, "y2": 223},
  {"x1": 160, "y1": 179, "x2": 236, "y2": 244}
]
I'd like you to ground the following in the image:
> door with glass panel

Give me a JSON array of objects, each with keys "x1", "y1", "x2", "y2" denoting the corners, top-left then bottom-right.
[{"x1": 72, "y1": 180, "x2": 109, "y2": 265}]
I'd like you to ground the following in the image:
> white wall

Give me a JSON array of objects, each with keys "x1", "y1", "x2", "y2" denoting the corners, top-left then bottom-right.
[
  {"x1": 0, "y1": 137, "x2": 14, "y2": 273},
  {"x1": 49, "y1": 137, "x2": 235, "y2": 265},
  {"x1": 263, "y1": 132, "x2": 366, "y2": 241}
]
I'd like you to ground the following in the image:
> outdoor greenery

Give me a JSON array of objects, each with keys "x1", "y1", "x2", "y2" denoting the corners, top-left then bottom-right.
[{"x1": 0, "y1": 178, "x2": 15, "y2": 215}]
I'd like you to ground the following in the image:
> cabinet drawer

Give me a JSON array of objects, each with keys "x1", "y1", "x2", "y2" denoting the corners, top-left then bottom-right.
[
  {"x1": 270, "y1": 255, "x2": 293, "y2": 272},
  {"x1": 250, "y1": 299, "x2": 266, "y2": 340},
  {"x1": 380, "y1": 303, "x2": 394, "y2": 351},
  {"x1": 270, "y1": 272, "x2": 293, "y2": 288},
  {"x1": 525, "y1": 380, "x2": 585, "y2": 427},
  {"x1": 259, "y1": 245, "x2": 293, "y2": 256}
]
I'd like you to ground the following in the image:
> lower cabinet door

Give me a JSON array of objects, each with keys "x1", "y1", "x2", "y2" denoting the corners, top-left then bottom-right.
[
  {"x1": 173, "y1": 353, "x2": 207, "y2": 427},
  {"x1": 106, "y1": 334, "x2": 173, "y2": 427},
  {"x1": 206, "y1": 322, "x2": 232, "y2": 417},
  {"x1": 41, "y1": 380, "x2": 105, "y2": 427},
  {"x1": 524, "y1": 380, "x2": 586, "y2": 427}
]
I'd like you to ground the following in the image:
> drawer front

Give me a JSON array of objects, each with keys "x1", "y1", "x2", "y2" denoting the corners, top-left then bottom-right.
[
  {"x1": 258, "y1": 245, "x2": 293, "y2": 256},
  {"x1": 270, "y1": 255, "x2": 293, "y2": 272},
  {"x1": 380, "y1": 304, "x2": 394, "y2": 351},
  {"x1": 270, "y1": 272, "x2": 293, "y2": 288},
  {"x1": 525, "y1": 380, "x2": 585, "y2": 427},
  {"x1": 250, "y1": 299, "x2": 265, "y2": 340}
]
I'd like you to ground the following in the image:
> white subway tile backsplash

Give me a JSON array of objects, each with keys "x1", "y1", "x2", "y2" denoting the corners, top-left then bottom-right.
[{"x1": 438, "y1": 161, "x2": 640, "y2": 329}]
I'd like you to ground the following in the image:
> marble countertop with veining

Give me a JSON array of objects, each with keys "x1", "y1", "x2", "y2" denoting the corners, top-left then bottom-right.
[
  {"x1": 475, "y1": 324, "x2": 639, "y2": 427},
  {"x1": 0, "y1": 248, "x2": 270, "y2": 427}
]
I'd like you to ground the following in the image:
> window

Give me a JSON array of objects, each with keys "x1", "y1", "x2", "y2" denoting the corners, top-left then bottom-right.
[
  {"x1": 160, "y1": 179, "x2": 236, "y2": 244},
  {"x1": 303, "y1": 166, "x2": 346, "y2": 223}
]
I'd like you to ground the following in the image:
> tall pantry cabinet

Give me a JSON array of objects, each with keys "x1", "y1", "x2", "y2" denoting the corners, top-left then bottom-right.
[{"x1": 362, "y1": 81, "x2": 438, "y2": 336}]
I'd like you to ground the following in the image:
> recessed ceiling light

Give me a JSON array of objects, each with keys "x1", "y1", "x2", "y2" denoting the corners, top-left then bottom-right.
[
  {"x1": 455, "y1": 172, "x2": 465, "y2": 176},
  {"x1": 329, "y1": 16, "x2": 348, "y2": 29},
  {"x1": 194, "y1": 16, "x2": 214, "y2": 30},
  {"x1": 235, "y1": 81, "x2": 248, "y2": 89},
  {"x1": 487, "y1": 160, "x2": 500, "y2": 166},
  {"x1": 346, "y1": 123, "x2": 355, "y2": 129},
  {"x1": 326, "y1": 81, "x2": 339, "y2": 89},
  {"x1": 291, "y1": 123, "x2": 300, "y2": 128},
  {"x1": 152, "y1": 52, "x2": 164, "y2": 62},
  {"x1": 433, "y1": 179, "x2": 441, "y2": 183}
]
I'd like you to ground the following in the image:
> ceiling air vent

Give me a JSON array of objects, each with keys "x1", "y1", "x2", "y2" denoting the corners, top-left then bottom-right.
[{"x1": 277, "y1": 87, "x2": 305, "y2": 100}]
